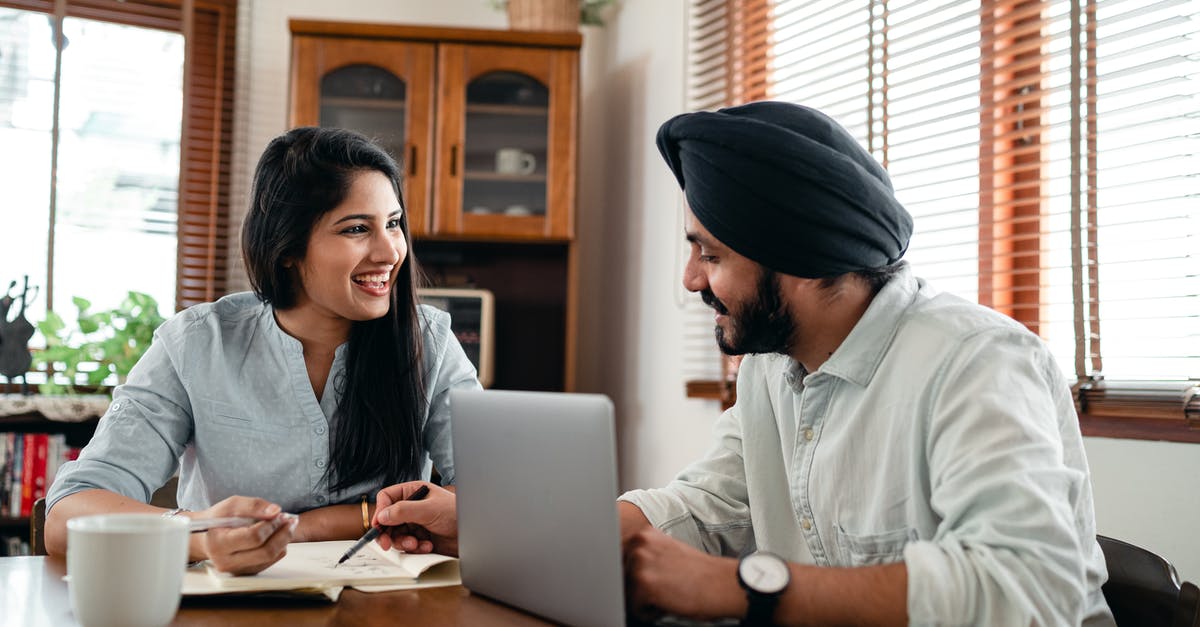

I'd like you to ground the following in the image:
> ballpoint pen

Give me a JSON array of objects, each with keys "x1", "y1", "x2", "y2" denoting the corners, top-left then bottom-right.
[
  {"x1": 335, "y1": 485, "x2": 430, "y2": 567},
  {"x1": 187, "y1": 513, "x2": 297, "y2": 533}
]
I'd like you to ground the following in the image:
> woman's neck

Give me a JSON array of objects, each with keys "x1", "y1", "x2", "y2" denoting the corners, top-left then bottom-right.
[{"x1": 274, "y1": 306, "x2": 351, "y2": 355}]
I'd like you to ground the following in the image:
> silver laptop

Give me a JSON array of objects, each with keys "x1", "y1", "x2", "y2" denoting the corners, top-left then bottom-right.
[{"x1": 451, "y1": 389, "x2": 626, "y2": 627}]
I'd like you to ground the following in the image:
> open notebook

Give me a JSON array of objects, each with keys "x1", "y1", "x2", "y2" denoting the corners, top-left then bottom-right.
[{"x1": 182, "y1": 540, "x2": 460, "y2": 596}]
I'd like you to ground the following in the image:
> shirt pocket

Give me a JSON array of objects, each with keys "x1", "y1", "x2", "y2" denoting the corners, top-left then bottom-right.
[
  {"x1": 834, "y1": 525, "x2": 917, "y2": 567},
  {"x1": 205, "y1": 399, "x2": 299, "y2": 435}
]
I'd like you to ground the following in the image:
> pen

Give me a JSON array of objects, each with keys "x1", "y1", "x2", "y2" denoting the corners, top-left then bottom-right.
[
  {"x1": 335, "y1": 485, "x2": 430, "y2": 567},
  {"x1": 187, "y1": 513, "x2": 297, "y2": 533}
]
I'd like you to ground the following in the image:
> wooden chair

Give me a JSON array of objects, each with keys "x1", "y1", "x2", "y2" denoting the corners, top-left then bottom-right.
[
  {"x1": 30, "y1": 476, "x2": 179, "y2": 556},
  {"x1": 1099, "y1": 534, "x2": 1200, "y2": 627}
]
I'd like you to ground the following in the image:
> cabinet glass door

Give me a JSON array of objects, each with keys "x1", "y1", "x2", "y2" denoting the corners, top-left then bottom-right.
[
  {"x1": 319, "y1": 65, "x2": 407, "y2": 163},
  {"x1": 461, "y1": 72, "x2": 549, "y2": 221},
  {"x1": 436, "y1": 44, "x2": 577, "y2": 240},
  {"x1": 290, "y1": 38, "x2": 434, "y2": 235}
]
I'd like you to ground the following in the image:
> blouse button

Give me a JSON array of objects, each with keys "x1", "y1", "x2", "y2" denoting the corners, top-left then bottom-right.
[
  {"x1": 315, "y1": 425, "x2": 326, "y2": 435},
  {"x1": 315, "y1": 459, "x2": 326, "y2": 468},
  {"x1": 804, "y1": 428, "x2": 814, "y2": 441},
  {"x1": 801, "y1": 518, "x2": 812, "y2": 531}
]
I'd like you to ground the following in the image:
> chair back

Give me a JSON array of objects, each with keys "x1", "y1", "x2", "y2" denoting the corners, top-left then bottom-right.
[
  {"x1": 1099, "y1": 534, "x2": 1200, "y2": 627},
  {"x1": 29, "y1": 476, "x2": 179, "y2": 556}
]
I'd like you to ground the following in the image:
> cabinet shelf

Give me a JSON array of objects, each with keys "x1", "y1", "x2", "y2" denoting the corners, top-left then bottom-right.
[
  {"x1": 320, "y1": 96, "x2": 406, "y2": 110},
  {"x1": 463, "y1": 171, "x2": 546, "y2": 183},
  {"x1": 465, "y1": 103, "x2": 548, "y2": 116}
]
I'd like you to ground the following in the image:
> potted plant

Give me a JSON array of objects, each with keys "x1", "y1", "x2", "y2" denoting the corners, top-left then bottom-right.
[
  {"x1": 32, "y1": 291, "x2": 165, "y2": 395},
  {"x1": 489, "y1": 0, "x2": 616, "y2": 31}
]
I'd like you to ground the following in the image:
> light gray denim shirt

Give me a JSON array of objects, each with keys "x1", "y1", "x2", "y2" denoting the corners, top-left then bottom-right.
[
  {"x1": 47, "y1": 292, "x2": 480, "y2": 514},
  {"x1": 620, "y1": 266, "x2": 1115, "y2": 626}
]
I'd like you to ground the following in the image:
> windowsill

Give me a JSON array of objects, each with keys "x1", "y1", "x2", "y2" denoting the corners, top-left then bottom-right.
[{"x1": 685, "y1": 379, "x2": 1200, "y2": 444}]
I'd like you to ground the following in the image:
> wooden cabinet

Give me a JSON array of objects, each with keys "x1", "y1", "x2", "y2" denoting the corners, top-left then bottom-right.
[
  {"x1": 290, "y1": 22, "x2": 579, "y2": 242},
  {"x1": 289, "y1": 21, "x2": 581, "y2": 391}
]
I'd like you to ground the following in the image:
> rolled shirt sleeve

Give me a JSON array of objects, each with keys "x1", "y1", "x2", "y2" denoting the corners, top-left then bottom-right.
[{"x1": 46, "y1": 329, "x2": 192, "y2": 509}]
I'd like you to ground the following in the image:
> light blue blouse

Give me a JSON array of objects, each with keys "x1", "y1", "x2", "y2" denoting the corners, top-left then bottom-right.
[{"x1": 46, "y1": 292, "x2": 480, "y2": 514}]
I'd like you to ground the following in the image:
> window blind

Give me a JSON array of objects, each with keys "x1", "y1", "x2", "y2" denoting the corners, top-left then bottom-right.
[{"x1": 684, "y1": 0, "x2": 1200, "y2": 435}]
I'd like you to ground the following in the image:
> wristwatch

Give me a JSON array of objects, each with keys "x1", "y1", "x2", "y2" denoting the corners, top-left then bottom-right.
[{"x1": 737, "y1": 551, "x2": 790, "y2": 626}]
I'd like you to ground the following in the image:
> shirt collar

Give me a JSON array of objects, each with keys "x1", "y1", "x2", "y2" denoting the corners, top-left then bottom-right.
[{"x1": 810, "y1": 263, "x2": 920, "y2": 387}]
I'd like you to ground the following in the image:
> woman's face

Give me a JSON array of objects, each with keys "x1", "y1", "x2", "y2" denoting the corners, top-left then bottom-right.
[{"x1": 289, "y1": 169, "x2": 407, "y2": 323}]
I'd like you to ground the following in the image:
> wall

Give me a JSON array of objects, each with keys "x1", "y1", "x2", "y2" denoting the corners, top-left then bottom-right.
[
  {"x1": 1085, "y1": 437, "x2": 1200, "y2": 581},
  {"x1": 229, "y1": 0, "x2": 1199, "y2": 583}
]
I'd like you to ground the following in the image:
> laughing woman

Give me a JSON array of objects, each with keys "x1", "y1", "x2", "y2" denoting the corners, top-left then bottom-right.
[{"x1": 44, "y1": 127, "x2": 479, "y2": 574}]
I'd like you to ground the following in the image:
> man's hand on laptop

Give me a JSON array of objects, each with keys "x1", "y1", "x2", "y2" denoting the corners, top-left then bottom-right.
[
  {"x1": 373, "y1": 481, "x2": 459, "y2": 556},
  {"x1": 625, "y1": 527, "x2": 745, "y2": 622}
]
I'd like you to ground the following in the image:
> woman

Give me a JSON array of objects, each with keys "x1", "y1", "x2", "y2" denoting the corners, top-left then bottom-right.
[{"x1": 44, "y1": 127, "x2": 478, "y2": 574}]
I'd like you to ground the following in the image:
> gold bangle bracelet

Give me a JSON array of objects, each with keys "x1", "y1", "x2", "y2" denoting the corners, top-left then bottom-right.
[{"x1": 361, "y1": 496, "x2": 370, "y2": 531}]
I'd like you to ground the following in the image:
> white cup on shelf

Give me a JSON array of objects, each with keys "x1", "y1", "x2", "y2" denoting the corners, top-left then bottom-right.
[
  {"x1": 495, "y1": 148, "x2": 537, "y2": 175},
  {"x1": 66, "y1": 513, "x2": 190, "y2": 627}
]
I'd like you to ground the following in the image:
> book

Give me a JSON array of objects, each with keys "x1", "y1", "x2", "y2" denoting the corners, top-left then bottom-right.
[
  {"x1": 185, "y1": 540, "x2": 460, "y2": 595},
  {"x1": 30, "y1": 434, "x2": 48, "y2": 507}
]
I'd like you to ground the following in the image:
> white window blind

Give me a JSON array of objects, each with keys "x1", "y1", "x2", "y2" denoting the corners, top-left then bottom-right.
[{"x1": 684, "y1": 0, "x2": 1199, "y2": 427}]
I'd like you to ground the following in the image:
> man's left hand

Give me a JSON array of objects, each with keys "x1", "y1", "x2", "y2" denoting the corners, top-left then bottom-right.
[{"x1": 623, "y1": 526, "x2": 746, "y2": 621}]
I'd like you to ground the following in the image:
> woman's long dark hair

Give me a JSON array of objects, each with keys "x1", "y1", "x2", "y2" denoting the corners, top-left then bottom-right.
[{"x1": 242, "y1": 126, "x2": 426, "y2": 492}]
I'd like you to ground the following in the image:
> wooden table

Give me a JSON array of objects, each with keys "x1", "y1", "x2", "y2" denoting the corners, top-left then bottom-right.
[{"x1": 1, "y1": 556, "x2": 555, "y2": 626}]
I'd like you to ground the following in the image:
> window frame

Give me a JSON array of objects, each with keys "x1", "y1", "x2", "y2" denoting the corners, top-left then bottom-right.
[{"x1": 0, "y1": 0, "x2": 236, "y2": 314}]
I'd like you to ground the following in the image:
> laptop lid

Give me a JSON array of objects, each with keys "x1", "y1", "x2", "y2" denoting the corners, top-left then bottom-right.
[{"x1": 451, "y1": 389, "x2": 626, "y2": 627}]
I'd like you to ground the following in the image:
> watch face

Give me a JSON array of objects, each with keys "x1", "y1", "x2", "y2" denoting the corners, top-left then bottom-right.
[{"x1": 739, "y1": 552, "x2": 790, "y2": 594}]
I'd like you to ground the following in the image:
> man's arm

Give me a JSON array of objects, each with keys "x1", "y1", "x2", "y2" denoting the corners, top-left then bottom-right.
[{"x1": 624, "y1": 522, "x2": 908, "y2": 624}]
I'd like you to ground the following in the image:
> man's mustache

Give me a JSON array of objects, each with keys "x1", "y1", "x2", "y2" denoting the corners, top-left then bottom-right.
[{"x1": 700, "y1": 289, "x2": 729, "y2": 315}]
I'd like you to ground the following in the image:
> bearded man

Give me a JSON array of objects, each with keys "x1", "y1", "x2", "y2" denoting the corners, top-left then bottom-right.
[{"x1": 618, "y1": 101, "x2": 1115, "y2": 627}]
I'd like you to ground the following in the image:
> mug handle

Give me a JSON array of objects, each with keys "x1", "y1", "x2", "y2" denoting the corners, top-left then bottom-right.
[{"x1": 519, "y1": 152, "x2": 537, "y2": 175}]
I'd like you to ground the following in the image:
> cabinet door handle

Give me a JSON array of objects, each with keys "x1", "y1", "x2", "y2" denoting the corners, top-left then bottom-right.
[
  {"x1": 450, "y1": 144, "x2": 458, "y2": 177},
  {"x1": 409, "y1": 145, "x2": 417, "y2": 177}
]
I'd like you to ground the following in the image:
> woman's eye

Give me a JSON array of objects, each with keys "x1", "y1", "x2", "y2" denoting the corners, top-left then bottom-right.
[
  {"x1": 342, "y1": 224, "x2": 368, "y2": 234},
  {"x1": 386, "y1": 218, "x2": 403, "y2": 229}
]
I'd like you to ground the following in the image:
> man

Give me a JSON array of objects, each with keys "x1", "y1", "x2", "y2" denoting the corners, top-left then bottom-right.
[{"x1": 618, "y1": 101, "x2": 1114, "y2": 626}]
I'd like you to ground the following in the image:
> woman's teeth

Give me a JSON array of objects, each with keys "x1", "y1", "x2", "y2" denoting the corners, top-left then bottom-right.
[{"x1": 353, "y1": 273, "x2": 388, "y2": 287}]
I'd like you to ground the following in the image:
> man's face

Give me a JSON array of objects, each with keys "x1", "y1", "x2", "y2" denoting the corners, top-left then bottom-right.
[{"x1": 683, "y1": 209, "x2": 795, "y2": 356}]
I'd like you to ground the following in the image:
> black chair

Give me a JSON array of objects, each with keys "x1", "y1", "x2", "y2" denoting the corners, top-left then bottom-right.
[{"x1": 1098, "y1": 534, "x2": 1200, "y2": 627}]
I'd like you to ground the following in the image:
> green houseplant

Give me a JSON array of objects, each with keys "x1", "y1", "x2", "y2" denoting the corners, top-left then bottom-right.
[{"x1": 32, "y1": 291, "x2": 166, "y2": 395}]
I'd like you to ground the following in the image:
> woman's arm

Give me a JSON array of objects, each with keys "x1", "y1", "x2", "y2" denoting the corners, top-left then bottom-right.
[
  {"x1": 293, "y1": 503, "x2": 374, "y2": 542},
  {"x1": 47, "y1": 489, "x2": 293, "y2": 574}
]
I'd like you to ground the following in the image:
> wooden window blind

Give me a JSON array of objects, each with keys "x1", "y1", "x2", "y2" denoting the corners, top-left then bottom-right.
[
  {"x1": 684, "y1": 0, "x2": 1200, "y2": 441},
  {"x1": 0, "y1": 0, "x2": 236, "y2": 311}
]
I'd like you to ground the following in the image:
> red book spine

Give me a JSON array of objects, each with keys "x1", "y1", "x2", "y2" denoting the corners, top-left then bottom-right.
[
  {"x1": 20, "y1": 434, "x2": 35, "y2": 517},
  {"x1": 31, "y1": 434, "x2": 49, "y2": 508}
]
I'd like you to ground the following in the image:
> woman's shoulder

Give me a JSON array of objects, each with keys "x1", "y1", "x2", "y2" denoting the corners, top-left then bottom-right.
[
  {"x1": 416, "y1": 303, "x2": 452, "y2": 345},
  {"x1": 157, "y1": 292, "x2": 268, "y2": 342}
]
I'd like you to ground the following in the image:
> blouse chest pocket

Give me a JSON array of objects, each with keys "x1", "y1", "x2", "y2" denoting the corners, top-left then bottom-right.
[
  {"x1": 205, "y1": 399, "x2": 302, "y2": 435},
  {"x1": 834, "y1": 525, "x2": 917, "y2": 567}
]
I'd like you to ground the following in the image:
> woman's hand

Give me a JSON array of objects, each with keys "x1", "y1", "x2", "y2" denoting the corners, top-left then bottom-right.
[
  {"x1": 373, "y1": 482, "x2": 458, "y2": 556},
  {"x1": 191, "y1": 496, "x2": 297, "y2": 575}
]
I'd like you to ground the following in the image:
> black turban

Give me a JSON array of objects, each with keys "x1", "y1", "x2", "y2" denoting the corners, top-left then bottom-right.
[{"x1": 656, "y1": 101, "x2": 913, "y2": 278}]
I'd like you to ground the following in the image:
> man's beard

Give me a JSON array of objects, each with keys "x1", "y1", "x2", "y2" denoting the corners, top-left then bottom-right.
[{"x1": 701, "y1": 269, "x2": 795, "y2": 356}]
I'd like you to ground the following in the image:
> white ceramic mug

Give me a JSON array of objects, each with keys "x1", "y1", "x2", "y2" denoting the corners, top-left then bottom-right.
[
  {"x1": 67, "y1": 513, "x2": 190, "y2": 627},
  {"x1": 495, "y1": 147, "x2": 537, "y2": 175}
]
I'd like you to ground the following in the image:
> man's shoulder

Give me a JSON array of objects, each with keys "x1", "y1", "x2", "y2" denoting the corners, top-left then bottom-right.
[{"x1": 903, "y1": 283, "x2": 1032, "y2": 344}]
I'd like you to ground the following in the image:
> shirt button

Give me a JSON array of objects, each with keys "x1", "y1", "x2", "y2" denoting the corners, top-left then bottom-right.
[
  {"x1": 804, "y1": 428, "x2": 814, "y2": 441},
  {"x1": 315, "y1": 495, "x2": 326, "y2": 504},
  {"x1": 316, "y1": 459, "x2": 326, "y2": 468},
  {"x1": 802, "y1": 518, "x2": 812, "y2": 531},
  {"x1": 315, "y1": 426, "x2": 326, "y2": 435}
]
